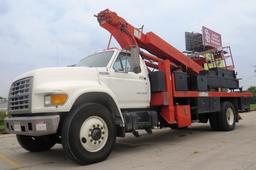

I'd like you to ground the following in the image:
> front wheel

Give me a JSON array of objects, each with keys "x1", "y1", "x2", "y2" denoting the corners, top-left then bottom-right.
[
  {"x1": 16, "y1": 135, "x2": 56, "y2": 152},
  {"x1": 62, "y1": 103, "x2": 116, "y2": 165}
]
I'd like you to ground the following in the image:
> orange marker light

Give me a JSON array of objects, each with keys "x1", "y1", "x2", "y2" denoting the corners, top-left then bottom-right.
[{"x1": 50, "y1": 94, "x2": 68, "y2": 106}]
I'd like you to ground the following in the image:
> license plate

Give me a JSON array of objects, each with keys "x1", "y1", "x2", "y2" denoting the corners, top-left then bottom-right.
[
  {"x1": 13, "y1": 122, "x2": 21, "y2": 132},
  {"x1": 35, "y1": 122, "x2": 47, "y2": 131}
]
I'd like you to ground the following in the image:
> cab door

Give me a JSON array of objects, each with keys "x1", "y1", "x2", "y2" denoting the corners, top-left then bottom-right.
[{"x1": 101, "y1": 52, "x2": 150, "y2": 109}]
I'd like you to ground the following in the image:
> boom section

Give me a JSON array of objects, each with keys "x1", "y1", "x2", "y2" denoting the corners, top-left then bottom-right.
[{"x1": 96, "y1": 9, "x2": 203, "y2": 74}]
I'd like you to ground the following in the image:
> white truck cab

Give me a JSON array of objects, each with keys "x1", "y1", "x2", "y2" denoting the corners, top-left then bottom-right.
[
  {"x1": 97, "y1": 50, "x2": 150, "y2": 109},
  {"x1": 5, "y1": 49, "x2": 155, "y2": 164}
]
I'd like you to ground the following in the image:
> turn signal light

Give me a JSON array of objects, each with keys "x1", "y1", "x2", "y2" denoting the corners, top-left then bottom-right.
[{"x1": 45, "y1": 94, "x2": 68, "y2": 106}]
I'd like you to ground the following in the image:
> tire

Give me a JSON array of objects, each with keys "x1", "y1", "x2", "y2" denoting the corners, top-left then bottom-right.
[
  {"x1": 16, "y1": 135, "x2": 56, "y2": 152},
  {"x1": 62, "y1": 103, "x2": 116, "y2": 165},
  {"x1": 209, "y1": 101, "x2": 236, "y2": 131},
  {"x1": 209, "y1": 113, "x2": 219, "y2": 130},
  {"x1": 218, "y1": 102, "x2": 236, "y2": 131}
]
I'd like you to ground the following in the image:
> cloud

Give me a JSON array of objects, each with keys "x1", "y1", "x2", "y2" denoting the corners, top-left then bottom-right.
[
  {"x1": 0, "y1": 0, "x2": 9, "y2": 15},
  {"x1": 0, "y1": 0, "x2": 256, "y2": 97}
]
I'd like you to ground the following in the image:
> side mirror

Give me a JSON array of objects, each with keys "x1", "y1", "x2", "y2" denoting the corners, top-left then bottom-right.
[{"x1": 130, "y1": 47, "x2": 140, "y2": 73}]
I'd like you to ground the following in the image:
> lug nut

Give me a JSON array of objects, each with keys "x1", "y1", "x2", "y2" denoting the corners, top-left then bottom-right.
[
  {"x1": 97, "y1": 124, "x2": 100, "y2": 127},
  {"x1": 101, "y1": 137, "x2": 104, "y2": 140},
  {"x1": 94, "y1": 141, "x2": 97, "y2": 145},
  {"x1": 90, "y1": 139, "x2": 93, "y2": 143},
  {"x1": 81, "y1": 137, "x2": 87, "y2": 143}
]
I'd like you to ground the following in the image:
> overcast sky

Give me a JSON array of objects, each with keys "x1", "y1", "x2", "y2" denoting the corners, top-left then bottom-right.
[{"x1": 0, "y1": 0, "x2": 256, "y2": 97}]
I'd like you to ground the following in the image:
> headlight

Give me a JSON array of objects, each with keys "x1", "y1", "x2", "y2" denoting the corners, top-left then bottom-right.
[{"x1": 44, "y1": 94, "x2": 68, "y2": 106}]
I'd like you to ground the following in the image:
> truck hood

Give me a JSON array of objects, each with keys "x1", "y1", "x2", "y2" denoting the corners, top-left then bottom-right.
[
  {"x1": 13, "y1": 67, "x2": 101, "y2": 93},
  {"x1": 15, "y1": 67, "x2": 100, "y2": 81}
]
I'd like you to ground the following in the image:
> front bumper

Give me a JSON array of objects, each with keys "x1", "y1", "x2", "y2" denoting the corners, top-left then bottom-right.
[{"x1": 4, "y1": 115, "x2": 60, "y2": 136}]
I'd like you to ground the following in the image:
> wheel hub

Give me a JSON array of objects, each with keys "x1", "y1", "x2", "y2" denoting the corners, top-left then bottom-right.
[
  {"x1": 91, "y1": 128, "x2": 102, "y2": 140},
  {"x1": 226, "y1": 108, "x2": 234, "y2": 126},
  {"x1": 79, "y1": 115, "x2": 109, "y2": 152}
]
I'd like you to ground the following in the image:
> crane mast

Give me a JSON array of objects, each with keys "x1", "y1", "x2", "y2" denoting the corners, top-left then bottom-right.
[{"x1": 96, "y1": 9, "x2": 203, "y2": 74}]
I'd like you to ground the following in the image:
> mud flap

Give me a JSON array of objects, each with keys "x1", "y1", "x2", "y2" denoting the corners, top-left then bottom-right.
[{"x1": 174, "y1": 105, "x2": 191, "y2": 128}]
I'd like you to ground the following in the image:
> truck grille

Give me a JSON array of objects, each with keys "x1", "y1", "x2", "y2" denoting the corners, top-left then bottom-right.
[{"x1": 8, "y1": 77, "x2": 33, "y2": 114}]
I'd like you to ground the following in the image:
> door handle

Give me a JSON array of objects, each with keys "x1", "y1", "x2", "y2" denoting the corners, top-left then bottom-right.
[{"x1": 139, "y1": 76, "x2": 146, "y2": 80}]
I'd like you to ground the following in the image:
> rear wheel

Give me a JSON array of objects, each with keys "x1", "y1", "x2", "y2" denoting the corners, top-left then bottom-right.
[
  {"x1": 62, "y1": 103, "x2": 116, "y2": 165},
  {"x1": 210, "y1": 101, "x2": 236, "y2": 131},
  {"x1": 209, "y1": 113, "x2": 219, "y2": 130},
  {"x1": 16, "y1": 135, "x2": 56, "y2": 152},
  {"x1": 218, "y1": 102, "x2": 236, "y2": 131}
]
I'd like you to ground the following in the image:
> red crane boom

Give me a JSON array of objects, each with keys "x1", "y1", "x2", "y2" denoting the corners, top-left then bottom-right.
[{"x1": 96, "y1": 9, "x2": 203, "y2": 74}]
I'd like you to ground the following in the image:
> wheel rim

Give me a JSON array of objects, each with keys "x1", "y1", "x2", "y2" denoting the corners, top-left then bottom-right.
[
  {"x1": 226, "y1": 108, "x2": 234, "y2": 126},
  {"x1": 79, "y1": 115, "x2": 109, "y2": 152}
]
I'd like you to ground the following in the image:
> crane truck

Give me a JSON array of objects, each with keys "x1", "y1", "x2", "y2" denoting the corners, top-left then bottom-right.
[{"x1": 4, "y1": 9, "x2": 252, "y2": 164}]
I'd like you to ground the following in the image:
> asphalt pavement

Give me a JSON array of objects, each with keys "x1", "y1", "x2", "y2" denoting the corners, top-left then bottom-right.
[{"x1": 0, "y1": 111, "x2": 256, "y2": 170}]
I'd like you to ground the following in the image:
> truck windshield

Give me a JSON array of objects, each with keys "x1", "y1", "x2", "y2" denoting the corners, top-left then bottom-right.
[{"x1": 78, "y1": 51, "x2": 114, "y2": 67}]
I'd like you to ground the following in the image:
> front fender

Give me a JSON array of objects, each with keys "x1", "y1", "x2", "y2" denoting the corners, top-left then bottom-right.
[{"x1": 31, "y1": 80, "x2": 124, "y2": 125}]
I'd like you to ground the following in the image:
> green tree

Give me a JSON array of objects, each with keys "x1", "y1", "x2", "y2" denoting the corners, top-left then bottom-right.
[
  {"x1": 248, "y1": 86, "x2": 256, "y2": 105},
  {"x1": 248, "y1": 86, "x2": 256, "y2": 96}
]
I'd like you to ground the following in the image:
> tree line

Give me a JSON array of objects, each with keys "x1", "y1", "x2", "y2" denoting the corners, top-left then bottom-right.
[{"x1": 248, "y1": 86, "x2": 256, "y2": 104}]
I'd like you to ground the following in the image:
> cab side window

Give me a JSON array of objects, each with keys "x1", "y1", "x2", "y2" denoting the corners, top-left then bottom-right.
[{"x1": 113, "y1": 53, "x2": 132, "y2": 72}]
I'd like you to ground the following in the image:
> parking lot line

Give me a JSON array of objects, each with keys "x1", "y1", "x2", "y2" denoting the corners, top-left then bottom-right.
[{"x1": 0, "y1": 153, "x2": 23, "y2": 169}]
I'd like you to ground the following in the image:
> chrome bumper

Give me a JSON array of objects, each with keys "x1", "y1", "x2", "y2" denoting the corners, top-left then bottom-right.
[{"x1": 4, "y1": 115, "x2": 60, "y2": 136}]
